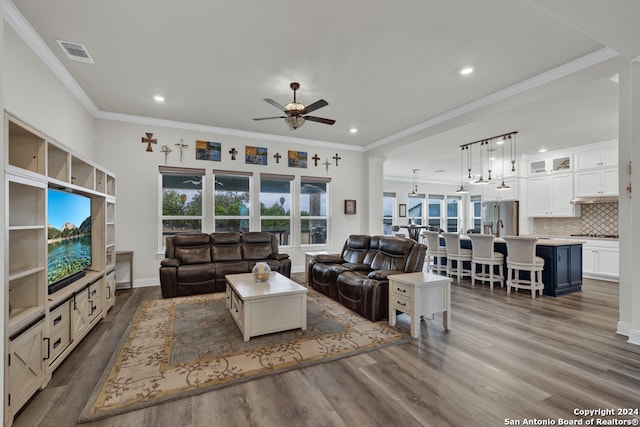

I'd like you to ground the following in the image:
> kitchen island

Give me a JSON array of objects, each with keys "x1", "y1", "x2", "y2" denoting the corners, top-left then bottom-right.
[{"x1": 450, "y1": 236, "x2": 583, "y2": 296}]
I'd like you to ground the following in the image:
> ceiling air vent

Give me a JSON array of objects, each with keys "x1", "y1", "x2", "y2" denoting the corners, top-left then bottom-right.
[{"x1": 56, "y1": 40, "x2": 94, "y2": 64}]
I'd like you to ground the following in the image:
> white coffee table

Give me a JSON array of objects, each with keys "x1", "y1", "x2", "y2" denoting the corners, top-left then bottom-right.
[
  {"x1": 389, "y1": 272, "x2": 452, "y2": 338},
  {"x1": 225, "y1": 272, "x2": 308, "y2": 341}
]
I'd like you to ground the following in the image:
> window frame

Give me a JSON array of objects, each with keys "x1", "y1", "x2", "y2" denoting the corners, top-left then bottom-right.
[
  {"x1": 259, "y1": 173, "x2": 294, "y2": 247},
  {"x1": 383, "y1": 192, "x2": 396, "y2": 235},
  {"x1": 300, "y1": 176, "x2": 331, "y2": 246},
  {"x1": 158, "y1": 166, "x2": 205, "y2": 251},
  {"x1": 213, "y1": 170, "x2": 253, "y2": 233}
]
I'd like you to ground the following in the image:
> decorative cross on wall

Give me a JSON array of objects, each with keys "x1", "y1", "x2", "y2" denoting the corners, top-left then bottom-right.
[
  {"x1": 141, "y1": 133, "x2": 157, "y2": 152},
  {"x1": 274, "y1": 152, "x2": 282, "y2": 163},
  {"x1": 333, "y1": 153, "x2": 342, "y2": 166},
  {"x1": 160, "y1": 145, "x2": 172, "y2": 164},
  {"x1": 323, "y1": 158, "x2": 331, "y2": 175},
  {"x1": 175, "y1": 139, "x2": 188, "y2": 162},
  {"x1": 229, "y1": 148, "x2": 238, "y2": 160},
  {"x1": 312, "y1": 154, "x2": 320, "y2": 167}
]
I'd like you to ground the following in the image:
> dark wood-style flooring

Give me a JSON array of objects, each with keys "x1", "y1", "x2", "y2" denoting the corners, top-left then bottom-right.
[{"x1": 12, "y1": 274, "x2": 640, "y2": 427}]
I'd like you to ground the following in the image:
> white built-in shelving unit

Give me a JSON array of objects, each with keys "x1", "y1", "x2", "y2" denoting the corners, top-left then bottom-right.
[{"x1": 4, "y1": 113, "x2": 116, "y2": 426}]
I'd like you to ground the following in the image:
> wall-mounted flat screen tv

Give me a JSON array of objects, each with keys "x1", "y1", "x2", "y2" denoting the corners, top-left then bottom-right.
[{"x1": 47, "y1": 188, "x2": 92, "y2": 294}]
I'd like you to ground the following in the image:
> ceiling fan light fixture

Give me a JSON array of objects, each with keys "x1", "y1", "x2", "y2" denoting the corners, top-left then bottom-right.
[
  {"x1": 285, "y1": 116, "x2": 305, "y2": 129},
  {"x1": 285, "y1": 102, "x2": 305, "y2": 113}
]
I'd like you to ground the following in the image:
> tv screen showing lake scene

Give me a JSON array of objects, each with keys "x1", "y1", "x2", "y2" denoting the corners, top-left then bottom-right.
[{"x1": 47, "y1": 189, "x2": 92, "y2": 287}]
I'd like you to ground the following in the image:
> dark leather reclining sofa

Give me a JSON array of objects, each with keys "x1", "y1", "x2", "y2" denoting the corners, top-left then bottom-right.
[
  {"x1": 308, "y1": 235, "x2": 426, "y2": 321},
  {"x1": 160, "y1": 232, "x2": 291, "y2": 298}
]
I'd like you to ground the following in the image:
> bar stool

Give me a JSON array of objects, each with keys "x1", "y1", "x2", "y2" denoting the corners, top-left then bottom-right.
[
  {"x1": 442, "y1": 232, "x2": 472, "y2": 283},
  {"x1": 503, "y1": 236, "x2": 545, "y2": 299},
  {"x1": 424, "y1": 231, "x2": 446, "y2": 274},
  {"x1": 468, "y1": 234, "x2": 504, "y2": 289}
]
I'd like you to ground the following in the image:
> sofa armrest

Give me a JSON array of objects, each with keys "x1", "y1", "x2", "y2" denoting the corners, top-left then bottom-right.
[
  {"x1": 367, "y1": 270, "x2": 405, "y2": 280},
  {"x1": 268, "y1": 253, "x2": 290, "y2": 261},
  {"x1": 315, "y1": 254, "x2": 343, "y2": 264},
  {"x1": 160, "y1": 257, "x2": 181, "y2": 268}
]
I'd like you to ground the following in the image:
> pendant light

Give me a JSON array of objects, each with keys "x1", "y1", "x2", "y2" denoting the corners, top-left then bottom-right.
[
  {"x1": 474, "y1": 141, "x2": 488, "y2": 185},
  {"x1": 456, "y1": 147, "x2": 469, "y2": 193},
  {"x1": 495, "y1": 137, "x2": 511, "y2": 191},
  {"x1": 408, "y1": 169, "x2": 420, "y2": 197}
]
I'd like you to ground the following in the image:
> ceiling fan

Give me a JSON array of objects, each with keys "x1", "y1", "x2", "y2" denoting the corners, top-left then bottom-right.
[{"x1": 253, "y1": 82, "x2": 336, "y2": 130}]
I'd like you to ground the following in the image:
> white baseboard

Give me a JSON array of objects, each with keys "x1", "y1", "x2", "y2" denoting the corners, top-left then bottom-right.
[
  {"x1": 617, "y1": 321, "x2": 630, "y2": 336},
  {"x1": 628, "y1": 328, "x2": 640, "y2": 346},
  {"x1": 116, "y1": 277, "x2": 159, "y2": 290}
]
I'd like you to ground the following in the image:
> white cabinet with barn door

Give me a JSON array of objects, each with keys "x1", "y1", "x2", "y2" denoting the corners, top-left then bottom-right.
[{"x1": 528, "y1": 174, "x2": 576, "y2": 217}]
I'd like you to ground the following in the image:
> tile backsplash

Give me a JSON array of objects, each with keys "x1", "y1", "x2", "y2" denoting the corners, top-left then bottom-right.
[{"x1": 532, "y1": 202, "x2": 619, "y2": 237}]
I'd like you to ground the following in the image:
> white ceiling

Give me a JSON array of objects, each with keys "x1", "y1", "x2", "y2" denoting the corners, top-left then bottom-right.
[{"x1": 7, "y1": 0, "x2": 640, "y2": 184}]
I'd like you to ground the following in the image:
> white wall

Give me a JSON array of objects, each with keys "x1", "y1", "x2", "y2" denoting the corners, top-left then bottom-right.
[
  {"x1": 3, "y1": 25, "x2": 95, "y2": 159},
  {"x1": 94, "y1": 119, "x2": 366, "y2": 283}
]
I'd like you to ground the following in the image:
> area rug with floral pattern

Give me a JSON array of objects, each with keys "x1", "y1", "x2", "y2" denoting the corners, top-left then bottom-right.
[{"x1": 79, "y1": 286, "x2": 409, "y2": 422}]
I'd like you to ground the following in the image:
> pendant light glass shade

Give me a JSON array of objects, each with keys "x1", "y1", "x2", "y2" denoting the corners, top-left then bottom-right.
[{"x1": 456, "y1": 147, "x2": 469, "y2": 193}]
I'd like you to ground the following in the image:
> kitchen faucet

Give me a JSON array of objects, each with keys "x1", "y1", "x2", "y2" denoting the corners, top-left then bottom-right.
[{"x1": 495, "y1": 218, "x2": 504, "y2": 237}]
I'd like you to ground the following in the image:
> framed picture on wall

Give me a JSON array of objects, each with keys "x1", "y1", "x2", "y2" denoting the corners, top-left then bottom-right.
[
  {"x1": 399, "y1": 204, "x2": 407, "y2": 217},
  {"x1": 344, "y1": 200, "x2": 356, "y2": 215}
]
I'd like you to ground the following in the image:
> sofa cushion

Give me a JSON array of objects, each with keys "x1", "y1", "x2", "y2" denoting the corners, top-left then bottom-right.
[
  {"x1": 210, "y1": 232, "x2": 243, "y2": 261},
  {"x1": 177, "y1": 263, "x2": 215, "y2": 283},
  {"x1": 241, "y1": 232, "x2": 274, "y2": 260},
  {"x1": 369, "y1": 237, "x2": 415, "y2": 271},
  {"x1": 174, "y1": 246, "x2": 211, "y2": 265},
  {"x1": 215, "y1": 260, "x2": 250, "y2": 278},
  {"x1": 342, "y1": 235, "x2": 370, "y2": 264}
]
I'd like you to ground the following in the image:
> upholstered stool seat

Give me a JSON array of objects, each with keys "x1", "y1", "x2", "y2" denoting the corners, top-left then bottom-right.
[
  {"x1": 503, "y1": 236, "x2": 545, "y2": 299},
  {"x1": 468, "y1": 234, "x2": 504, "y2": 289},
  {"x1": 424, "y1": 231, "x2": 446, "y2": 274},
  {"x1": 442, "y1": 232, "x2": 472, "y2": 283}
]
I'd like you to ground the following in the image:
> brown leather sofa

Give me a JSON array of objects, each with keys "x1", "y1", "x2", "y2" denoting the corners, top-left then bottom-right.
[
  {"x1": 160, "y1": 232, "x2": 291, "y2": 298},
  {"x1": 308, "y1": 235, "x2": 426, "y2": 321}
]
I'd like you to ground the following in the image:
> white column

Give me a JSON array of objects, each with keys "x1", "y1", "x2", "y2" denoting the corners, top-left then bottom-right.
[
  {"x1": 618, "y1": 58, "x2": 640, "y2": 345},
  {"x1": 366, "y1": 156, "x2": 385, "y2": 235}
]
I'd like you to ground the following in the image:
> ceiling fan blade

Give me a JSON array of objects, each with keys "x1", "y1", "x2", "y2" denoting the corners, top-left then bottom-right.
[
  {"x1": 304, "y1": 116, "x2": 336, "y2": 125},
  {"x1": 303, "y1": 99, "x2": 328, "y2": 114},
  {"x1": 253, "y1": 116, "x2": 286, "y2": 121},
  {"x1": 263, "y1": 98, "x2": 287, "y2": 111}
]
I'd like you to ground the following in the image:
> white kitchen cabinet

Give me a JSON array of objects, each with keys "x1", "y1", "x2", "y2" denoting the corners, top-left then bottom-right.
[
  {"x1": 528, "y1": 174, "x2": 576, "y2": 217},
  {"x1": 580, "y1": 239, "x2": 619, "y2": 281},
  {"x1": 482, "y1": 178, "x2": 518, "y2": 202},
  {"x1": 575, "y1": 147, "x2": 617, "y2": 170},
  {"x1": 528, "y1": 155, "x2": 572, "y2": 175},
  {"x1": 574, "y1": 168, "x2": 618, "y2": 197}
]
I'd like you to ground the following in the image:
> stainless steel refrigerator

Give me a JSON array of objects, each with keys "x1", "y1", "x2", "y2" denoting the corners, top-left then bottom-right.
[{"x1": 481, "y1": 200, "x2": 519, "y2": 237}]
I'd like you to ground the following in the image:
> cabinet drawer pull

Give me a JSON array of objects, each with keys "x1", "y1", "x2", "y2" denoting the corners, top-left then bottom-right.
[
  {"x1": 396, "y1": 287, "x2": 406, "y2": 293},
  {"x1": 53, "y1": 315, "x2": 62, "y2": 325},
  {"x1": 43, "y1": 337, "x2": 50, "y2": 361},
  {"x1": 53, "y1": 338, "x2": 62, "y2": 349},
  {"x1": 396, "y1": 300, "x2": 406, "y2": 307}
]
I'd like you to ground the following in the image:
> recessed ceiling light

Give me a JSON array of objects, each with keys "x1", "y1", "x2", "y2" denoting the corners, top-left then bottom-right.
[
  {"x1": 539, "y1": 148, "x2": 547, "y2": 153},
  {"x1": 153, "y1": 95, "x2": 165, "y2": 102},
  {"x1": 349, "y1": 128, "x2": 358, "y2": 134},
  {"x1": 459, "y1": 67, "x2": 474, "y2": 75}
]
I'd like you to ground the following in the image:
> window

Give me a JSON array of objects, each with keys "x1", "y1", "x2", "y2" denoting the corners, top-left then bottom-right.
[
  {"x1": 470, "y1": 195, "x2": 482, "y2": 233},
  {"x1": 383, "y1": 192, "x2": 395, "y2": 235},
  {"x1": 428, "y1": 195, "x2": 443, "y2": 230},
  {"x1": 301, "y1": 176, "x2": 331, "y2": 245},
  {"x1": 213, "y1": 171, "x2": 252, "y2": 232},
  {"x1": 446, "y1": 196, "x2": 461, "y2": 232},
  {"x1": 159, "y1": 166, "x2": 204, "y2": 247},
  {"x1": 260, "y1": 174, "x2": 293, "y2": 246},
  {"x1": 407, "y1": 194, "x2": 424, "y2": 225}
]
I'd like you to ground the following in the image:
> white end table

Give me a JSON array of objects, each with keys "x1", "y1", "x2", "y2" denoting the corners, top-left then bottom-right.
[{"x1": 389, "y1": 272, "x2": 452, "y2": 338}]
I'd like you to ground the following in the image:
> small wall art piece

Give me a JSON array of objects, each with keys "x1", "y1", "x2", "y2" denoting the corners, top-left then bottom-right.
[
  {"x1": 141, "y1": 132, "x2": 157, "y2": 152},
  {"x1": 196, "y1": 140, "x2": 222, "y2": 161},
  {"x1": 344, "y1": 199, "x2": 356, "y2": 215},
  {"x1": 245, "y1": 146, "x2": 268, "y2": 165},
  {"x1": 288, "y1": 150, "x2": 308, "y2": 168}
]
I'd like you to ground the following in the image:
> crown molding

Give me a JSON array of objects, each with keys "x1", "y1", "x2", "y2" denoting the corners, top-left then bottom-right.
[
  {"x1": 4, "y1": 0, "x2": 100, "y2": 115},
  {"x1": 366, "y1": 47, "x2": 619, "y2": 152}
]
